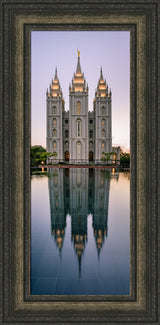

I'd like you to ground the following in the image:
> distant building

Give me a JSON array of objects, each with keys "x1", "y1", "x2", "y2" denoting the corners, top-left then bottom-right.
[{"x1": 46, "y1": 53, "x2": 120, "y2": 164}]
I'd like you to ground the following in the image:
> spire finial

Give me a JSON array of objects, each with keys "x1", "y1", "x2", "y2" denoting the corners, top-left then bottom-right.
[
  {"x1": 76, "y1": 51, "x2": 82, "y2": 75},
  {"x1": 77, "y1": 49, "x2": 80, "y2": 57},
  {"x1": 54, "y1": 66, "x2": 58, "y2": 80},
  {"x1": 100, "y1": 66, "x2": 103, "y2": 80}
]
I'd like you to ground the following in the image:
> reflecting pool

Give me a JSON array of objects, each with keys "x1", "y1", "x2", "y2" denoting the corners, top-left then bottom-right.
[{"x1": 31, "y1": 168, "x2": 130, "y2": 295}]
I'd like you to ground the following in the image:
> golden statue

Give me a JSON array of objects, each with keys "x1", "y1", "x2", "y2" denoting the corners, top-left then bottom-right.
[{"x1": 77, "y1": 49, "x2": 80, "y2": 57}]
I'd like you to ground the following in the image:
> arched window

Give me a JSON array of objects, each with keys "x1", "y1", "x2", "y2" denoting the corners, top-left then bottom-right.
[
  {"x1": 53, "y1": 106, "x2": 57, "y2": 114},
  {"x1": 89, "y1": 130, "x2": 93, "y2": 138},
  {"x1": 65, "y1": 119, "x2": 69, "y2": 124},
  {"x1": 76, "y1": 141, "x2": 81, "y2": 159},
  {"x1": 77, "y1": 101, "x2": 81, "y2": 114},
  {"x1": 53, "y1": 129, "x2": 56, "y2": 137},
  {"x1": 89, "y1": 119, "x2": 93, "y2": 125},
  {"x1": 101, "y1": 129, "x2": 105, "y2": 137},
  {"x1": 53, "y1": 118, "x2": 56, "y2": 127},
  {"x1": 102, "y1": 118, "x2": 105, "y2": 127},
  {"x1": 101, "y1": 141, "x2": 105, "y2": 150},
  {"x1": 53, "y1": 141, "x2": 57, "y2": 149},
  {"x1": 101, "y1": 106, "x2": 105, "y2": 115},
  {"x1": 77, "y1": 119, "x2": 81, "y2": 137},
  {"x1": 65, "y1": 130, "x2": 69, "y2": 138}
]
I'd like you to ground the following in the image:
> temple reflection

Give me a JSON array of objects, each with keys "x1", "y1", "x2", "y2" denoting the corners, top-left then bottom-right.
[{"x1": 48, "y1": 168, "x2": 118, "y2": 275}]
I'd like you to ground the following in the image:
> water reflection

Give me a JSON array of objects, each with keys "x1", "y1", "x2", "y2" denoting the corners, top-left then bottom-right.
[
  {"x1": 48, "y1": 168, "x2": 118, "y2": 276},
  {"x1": 31, "y1": 168, "x2": 130, "y2": 295}
]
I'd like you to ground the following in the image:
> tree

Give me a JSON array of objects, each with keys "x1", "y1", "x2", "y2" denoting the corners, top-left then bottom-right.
[
  {"x1": 30, "y1": 145, "x2": 54, "y2": 167},
  {"x1": 120, "y1": 151, "x2": 130, "y2": 167},
  {"x1": 100, "y1": 152, "x2": 115, "y2": 165}
]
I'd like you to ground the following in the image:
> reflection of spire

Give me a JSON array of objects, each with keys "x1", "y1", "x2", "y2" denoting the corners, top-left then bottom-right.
[
  {"x1": 52, "y1": 228, "x2": 65, "y2": 253},
  {"x1": 72, "y1": 232, "x2": 87, "y2": 278},
  {"x1": 93, "y1": 227, "x2": 107, "y2": 257},
  {"x1": 92, "y1": 170, "x2": 110, "y2": 257},
  {"x1": 78, "y1": 254, "x2": 82, "y2": 279},
  {"x1": 48, "y1": 168, "x2": 67, "y2": 254}
]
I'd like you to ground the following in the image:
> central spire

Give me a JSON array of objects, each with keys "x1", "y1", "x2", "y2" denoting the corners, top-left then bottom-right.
[{"x1": 76, "y1": 50, "x2": 82, "y2": 75}]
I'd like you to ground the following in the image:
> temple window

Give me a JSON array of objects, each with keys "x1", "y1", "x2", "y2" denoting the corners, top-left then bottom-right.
[
  {"x1": 53, "y1": 141, "x2": 57, "y2": 149},
  {"x1": 102, "y1": 118, "x2": 105, "y2": 127},
  {"x1": 101, "y1": 141, "x2": 105, "y2": 150},
  {"x1": 53, "y1": 129, "x2": 56, "y2": 137},
  {"x1": 65, "y1": 130, "x2": 69, "y2": 138},
  {"x1": 102, "y1": 129, "x2": 105, "y2": 137},
  {"x1": 53, "y1": 118, "x2": 56, "y2": 127},
  {"x1": 77, "y1": 101, "x2": 81, "y2": 114},
  {"x1": 53, "y1": 106, "x2": 57, "y2": 114},
  {"x1": 77, "y1": 119, "x2": 81, "y2": 137}
]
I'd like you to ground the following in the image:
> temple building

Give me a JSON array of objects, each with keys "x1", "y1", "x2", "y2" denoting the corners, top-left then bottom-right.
[{"x1": 46, "y1": 52, "x2": 120, "y2": 164}]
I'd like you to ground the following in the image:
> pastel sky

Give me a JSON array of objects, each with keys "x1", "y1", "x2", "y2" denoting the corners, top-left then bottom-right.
[{"x1": 31, "y1": 31, "x2": 130, "y2": 150}]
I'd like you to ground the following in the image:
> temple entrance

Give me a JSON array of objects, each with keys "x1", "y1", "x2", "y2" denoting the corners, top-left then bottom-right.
[
  {"x1": 89, "y1": 151, "x2": 93, "y2": 161},
  {"x1": 65, "y1": 151, "x2": 69, "y2": 161}
]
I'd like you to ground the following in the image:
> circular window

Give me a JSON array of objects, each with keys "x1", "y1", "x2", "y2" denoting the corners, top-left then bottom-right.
[
  {"x1": 65, "y1": 119, "x2": 69, "y2": 124},
  {"x1": 89, "y1": 120, "x2": 93, "y2": 125}
]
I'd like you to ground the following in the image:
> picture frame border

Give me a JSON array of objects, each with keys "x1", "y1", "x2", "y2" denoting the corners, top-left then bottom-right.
[{"x1": 1, "y1": 1, "x2": 159, "y2": 324}]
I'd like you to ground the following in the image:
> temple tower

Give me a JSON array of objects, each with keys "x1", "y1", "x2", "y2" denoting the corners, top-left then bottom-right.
[
  {"x1": 94, "y1": 68, "x2": 112, "y2": 164},
  {"x1": 46, "y1": 68, "x2": 64, "y2": 162},
  {"x1": 69, "y1": 52, "x2": 89, "y2": 164}
]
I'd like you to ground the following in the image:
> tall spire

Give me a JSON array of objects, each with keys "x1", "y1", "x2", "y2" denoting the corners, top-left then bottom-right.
[
  {"x1": 76, "y1": 51, "x2": 82, "y2": 75},
  {"x1": 70, "y1": 51, "x2": 88, "y2": 93},
  {"x1": 100, "y1": 66, "x2": 103, "y2": 80},
  {"x1": 54, "y1": 66, "x2": 58, "y2": 81}
]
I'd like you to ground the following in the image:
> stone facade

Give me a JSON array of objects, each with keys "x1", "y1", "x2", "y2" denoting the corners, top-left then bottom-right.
[{"x1": 46, "y1": 54, "x2": 120, "y2": 164}]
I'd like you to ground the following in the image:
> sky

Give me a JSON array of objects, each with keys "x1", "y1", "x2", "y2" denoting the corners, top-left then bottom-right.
[{"x1": 31, "y1": 31, "x2": 130, "y2": 150}]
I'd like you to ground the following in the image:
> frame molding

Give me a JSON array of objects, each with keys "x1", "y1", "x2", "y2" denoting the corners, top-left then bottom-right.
[{"x1": 1, "y1": 1, "x2": 159, "y2": 324}]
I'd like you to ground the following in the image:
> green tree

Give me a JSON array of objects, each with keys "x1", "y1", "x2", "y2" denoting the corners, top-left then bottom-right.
[
  {"x1": 100, "y1": 152, "x2": 115, "y2": 165},
  {"x1": 30, "y1": 145, "x2": 54, "y2": 167},
  {"x1": 120, "y1": 151, "x2": 130, "y2": 167}
]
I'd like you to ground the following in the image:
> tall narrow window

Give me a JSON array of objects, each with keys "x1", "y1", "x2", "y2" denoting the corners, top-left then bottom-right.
[
  {"x1": 102, "y1": 129, "x2": 105, "y2": 137},
  {"x1": 53, "y1": 129, "x2": 56, "y2": 137},
  {"x1": 76, "y1": 141, "x2": 81, "y2": 159},
  {"x1": 65, "y1": 130, "x2": 69, "y2": 138},
  {"x1": 102, "y1": 141, "x2": 105, "y2": 150},
  {"x1": 53, "y1": 118, "x2": 56, "y2": 127},
  {"x1": 53, "y1": 141, "x2": 57, "y2": 149},
  {"x1": 102, "y1": 118, "x2": 105, "y2": 127},
  {"x1": 89, "y1": 130, "x2": 93, "y2": 138},
  {"x1": 101, "y1": 106, "x2": 105, "y2": 115},
  {"x1": 77, "y1": 101, "x2": 81, "y2": 114},
  {"x1": 53, "y1": 106, "x2": 57, "y2": 114},
  {"x1": 77, "y1": 119, "x2": 81, "y2": 137}
]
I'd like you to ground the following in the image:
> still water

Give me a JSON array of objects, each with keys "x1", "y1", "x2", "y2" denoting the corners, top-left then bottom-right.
[{"x1": 31, "y1": 168, "x2": 130, "y2": 295}]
